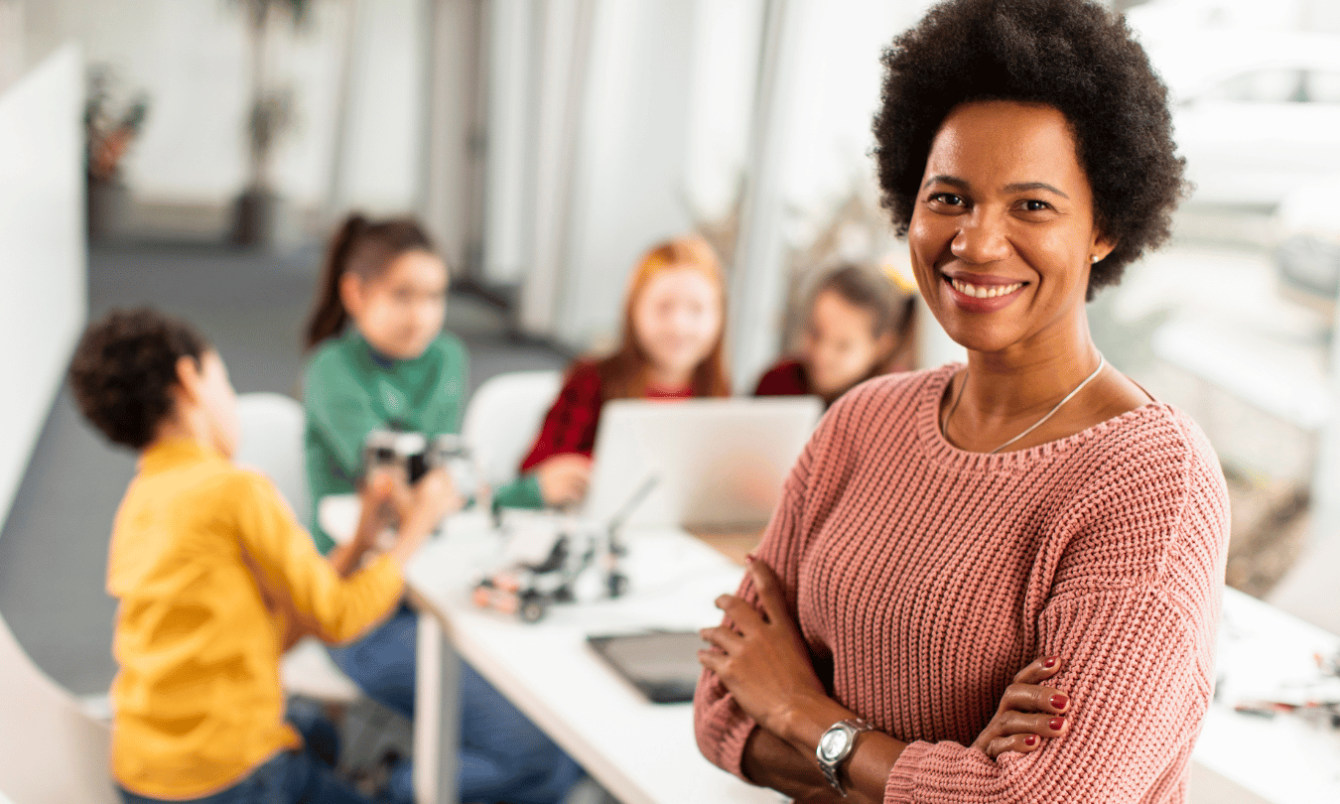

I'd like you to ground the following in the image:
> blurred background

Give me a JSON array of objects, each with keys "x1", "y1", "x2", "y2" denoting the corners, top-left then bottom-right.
[{"x1": 1, "y1": 0, "x2": 1340, "y2": 711}]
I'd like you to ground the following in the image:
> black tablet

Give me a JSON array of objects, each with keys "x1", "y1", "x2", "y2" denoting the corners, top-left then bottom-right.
[{"x1": 587, "y1": 630, "x2": 706, "y2": 704}]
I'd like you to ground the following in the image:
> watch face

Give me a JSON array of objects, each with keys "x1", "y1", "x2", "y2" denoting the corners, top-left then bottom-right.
[{"x1": 819, "y1": 727, "x2": 851, "y2": 762}]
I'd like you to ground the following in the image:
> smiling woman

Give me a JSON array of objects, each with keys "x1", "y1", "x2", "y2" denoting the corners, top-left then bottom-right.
[{"x1": 694, "y1": 1, "x2": 1230, "y2": 803}]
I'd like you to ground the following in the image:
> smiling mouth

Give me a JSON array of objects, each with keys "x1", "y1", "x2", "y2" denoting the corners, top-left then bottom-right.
[{"x1": 946, "y1": 276, "x2": 1026, "y2": 299}]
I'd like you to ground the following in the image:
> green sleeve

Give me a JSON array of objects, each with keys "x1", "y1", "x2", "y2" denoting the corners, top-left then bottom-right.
[
  {"x1": 452, "y1": 338, "x2": 469, "y2": 433},
  {"x1": 422, "y1": 334, "x2": 470, "y2": 437},
  {"x1": 304, "y1": 351, "x2": 381, "y2": 479},
  {"x1": 491, "y1": 473, "x2": 545, "y2": 511}
]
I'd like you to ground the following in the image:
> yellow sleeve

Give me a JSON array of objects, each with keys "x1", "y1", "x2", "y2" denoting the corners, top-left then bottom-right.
[{"x1": 229, "y1": 469, "x2": 403, "y2": 645}]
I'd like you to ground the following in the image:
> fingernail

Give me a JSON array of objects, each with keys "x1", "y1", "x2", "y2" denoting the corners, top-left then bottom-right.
[
  {"x1": 1024, "y1": 735, "x2": 1037, "y2": 746},
  {"x1": 1049, "y1": 717, "x2": 1065, "y2": 731},
  {"x1": 1051, "y1": 694, "x2": 1069, "y2": 710},
  {"x1": 1042, "y1": 656, "x2": 1057, "y2": 669}
]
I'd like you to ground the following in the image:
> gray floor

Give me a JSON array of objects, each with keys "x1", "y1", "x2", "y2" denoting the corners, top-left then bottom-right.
[{"x1": 0, "y1": 243, "x2": 567, "y2": 695}]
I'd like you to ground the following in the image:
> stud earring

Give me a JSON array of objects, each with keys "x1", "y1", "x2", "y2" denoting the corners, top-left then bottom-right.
[{"x1": 1090, "y1": 255, "x2": 1100, "y2": 263}]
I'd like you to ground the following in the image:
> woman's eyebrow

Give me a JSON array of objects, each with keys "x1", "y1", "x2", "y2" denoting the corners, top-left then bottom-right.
[
  {"x1": 1003, "y1": 181, "x2": 1069, "y2": 199},
  {"x1": 922, "y1": 174, "x2": 969, "y2": 190}
]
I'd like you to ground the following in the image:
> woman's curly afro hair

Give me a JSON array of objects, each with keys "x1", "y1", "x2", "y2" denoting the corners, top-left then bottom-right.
[
  {"x1": 69, "y1": 308, "x2": 209, "y2": 450},
  {"x1": 872, "y1": 0, "x2": 1186, "y2": 298}
]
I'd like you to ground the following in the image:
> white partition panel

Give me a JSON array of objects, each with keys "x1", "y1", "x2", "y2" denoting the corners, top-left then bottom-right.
[{"x1": 0, "y1": 43, "x2": 86, "y2": 532}]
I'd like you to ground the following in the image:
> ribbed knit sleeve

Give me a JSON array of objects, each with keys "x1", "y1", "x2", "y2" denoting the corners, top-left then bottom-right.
[
  {"x1": 885, "y1": 586, "x2": 1211, "y2": 803},
  {"x1": 693, "y1": 406, "x2": 823, "y2": 778}
]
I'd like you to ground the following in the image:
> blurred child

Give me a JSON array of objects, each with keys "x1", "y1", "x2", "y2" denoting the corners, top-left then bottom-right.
[
  {"x1": 302, "y1": 214, "x2": 582, "y2": 804},
  {"x1": 498, "y1": 234, "x2": 731, "y2": 509},
  {"x1": 754, "y1": 263, "x2": 915, "y2": 408},
  {"x1": 70, "y1": 308, "x2": 454, "y2": 804}
]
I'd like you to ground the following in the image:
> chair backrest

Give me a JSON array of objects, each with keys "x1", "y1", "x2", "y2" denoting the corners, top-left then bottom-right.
[
  {"x1": 461, "y1": 371, "x2": 562, "y2": 487},
  {"x1": 0, "y1": 609, "x2": 118, "y2": 803},
  {"x1": 235, "y1": 393, "x2": 310, "y2": 516}
]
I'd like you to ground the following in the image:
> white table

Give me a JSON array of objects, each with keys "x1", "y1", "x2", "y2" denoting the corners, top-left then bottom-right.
[
  {"x1": 323, "y1": 498, "x2": 1340, "y2": 804},
  {"x1": 397, "y1": 510, "x2": 779, "y2": 804},
  {"x1": 1191, "y1": 587, "x2": 1340, "y2": 803}
]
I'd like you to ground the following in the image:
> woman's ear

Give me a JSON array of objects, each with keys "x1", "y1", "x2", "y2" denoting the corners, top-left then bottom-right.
[
  {"x1": 1091, "y1": 230, "x2": 1117, "y2": 264},
  {"x1": 339, "y1": 272, "x2": 364, "y2": 319}
]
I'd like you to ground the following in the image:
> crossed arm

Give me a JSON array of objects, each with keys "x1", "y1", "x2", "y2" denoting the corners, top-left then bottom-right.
[{"x1": 698, "y1": 559, "x2": 1072, "y2": 803}]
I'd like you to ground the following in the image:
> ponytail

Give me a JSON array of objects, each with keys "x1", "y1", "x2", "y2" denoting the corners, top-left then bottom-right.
[
  {"x1": 304, "y1": 214, "x2": 367, "y2": 350},
  {"x1": 303, "y1": 214, "x2": 436, "y2": 351}
]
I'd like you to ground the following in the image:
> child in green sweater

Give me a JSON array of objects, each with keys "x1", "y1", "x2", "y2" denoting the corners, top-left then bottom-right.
[{"x1": 301, "y1": 214, "x2": 582, "y2": 804}]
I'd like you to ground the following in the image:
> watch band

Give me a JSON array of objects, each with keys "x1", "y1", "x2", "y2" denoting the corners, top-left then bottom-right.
[{"x1": 816, "y1": 718, "x2": 872, "y2": 796}]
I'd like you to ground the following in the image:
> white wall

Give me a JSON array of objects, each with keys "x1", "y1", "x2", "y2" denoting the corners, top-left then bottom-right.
[
  {"x1": 552, "y1": 0, "x2": 699, "y2": 349},
  {"x1": 0, "y1": 0, "x2": 23, "y2": 92},
  {"x1": 482, "y1": 0, "x2": 538, "y2": 286},
  {"x1": 0, "y1": 44, "x2": 86, "y2": 532},
  {"x1": 20, "y1": 0, "x2": 423, "y2": 214}
]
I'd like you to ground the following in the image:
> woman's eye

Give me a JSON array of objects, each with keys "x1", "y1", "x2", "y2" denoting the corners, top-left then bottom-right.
[
  {"x1": 1022, "y1": 199, "x2": 1052, "y2": 212},
  {"x1": 931, "y1": 193, "x2": 965, "y2": 206}
]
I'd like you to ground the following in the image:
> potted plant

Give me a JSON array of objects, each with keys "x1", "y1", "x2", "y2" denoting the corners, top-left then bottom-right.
[
  {"x1": 84, "y1": 66, "x2": 149, "y2": 242},
  {"x1": 227, "y1": 0, "x2": 312, "y2": 247}
]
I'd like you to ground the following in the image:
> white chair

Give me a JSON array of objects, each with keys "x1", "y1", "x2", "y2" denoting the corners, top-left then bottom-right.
[
  {"x1": 235, "y1": 392, "x2": 310, "y2": 522},
  {"x1": 0, "y1": 606, "x2": 118, "y2": 803},
  {"x1": 235, "y1": 393, "x2": 360, "y2": 705},
  {"x1": 461, "y1": 370, "x2": 563, "y2": 487}
]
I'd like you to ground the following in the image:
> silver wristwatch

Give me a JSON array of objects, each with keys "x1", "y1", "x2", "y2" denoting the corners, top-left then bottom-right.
[{"x1": 815, "y1": 718, "x2": 872, "y2": 796}]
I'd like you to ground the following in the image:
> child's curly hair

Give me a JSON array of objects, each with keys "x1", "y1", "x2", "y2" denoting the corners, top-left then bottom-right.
[
  {"x1": 69, "y1": 308, "x2": 209, "y2": 449},
  {"x1": 872, "y1": 0, "x2": 1187, "y2": 299}
]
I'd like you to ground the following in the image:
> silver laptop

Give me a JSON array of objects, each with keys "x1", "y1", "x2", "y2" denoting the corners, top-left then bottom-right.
[{"x1": 582, "y1": 397, "x2": 823, "y2": 530}]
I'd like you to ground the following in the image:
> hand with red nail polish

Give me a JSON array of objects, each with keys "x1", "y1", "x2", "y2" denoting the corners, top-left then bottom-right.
[{"x1": 970, "y1": 655, "x2": 1072, "y2": 759}]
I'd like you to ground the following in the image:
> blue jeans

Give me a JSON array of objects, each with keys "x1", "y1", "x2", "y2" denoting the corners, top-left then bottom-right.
[
  {"x1": 328, "y1": 604, "x2": 585, "y2": 804},
  {"x1": 117, "y1": 705, "x2": 368, "y2": 804}
]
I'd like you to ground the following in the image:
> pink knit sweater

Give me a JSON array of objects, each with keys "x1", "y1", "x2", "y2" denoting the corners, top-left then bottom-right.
[{"x1": 694, "y1": 364, "x2": 1229, "y2": 803}]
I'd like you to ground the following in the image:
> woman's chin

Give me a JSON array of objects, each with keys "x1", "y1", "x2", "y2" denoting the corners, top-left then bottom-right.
[{"x1": 937, "y1": 318, "x2": 1027, "y2": 356}]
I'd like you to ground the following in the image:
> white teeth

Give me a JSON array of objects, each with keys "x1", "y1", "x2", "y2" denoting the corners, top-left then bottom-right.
[{"x1": 949, "y1": 278, "x2": 1023, "y2": 299}]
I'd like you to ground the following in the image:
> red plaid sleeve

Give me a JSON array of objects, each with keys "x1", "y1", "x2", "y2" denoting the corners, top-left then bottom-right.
[{"x1": 518, "y1": 361, "x2": 605, "y2": 471}]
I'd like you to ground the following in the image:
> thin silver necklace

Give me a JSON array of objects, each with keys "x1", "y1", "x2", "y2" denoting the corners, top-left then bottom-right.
[{"x1": 942, "y1": 354, "x2": 1107, "y2": 454}]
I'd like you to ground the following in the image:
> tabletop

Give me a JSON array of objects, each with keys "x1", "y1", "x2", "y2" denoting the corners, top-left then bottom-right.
[
  {"x1": 404, "y1": 513, "x2": 783, "y2": 804},
  {"x1": 1192, "y1": 587, "x2": 1340, "y2": 803},
  {"x1": 324, "y1": 497, "x2": 1340, "y2": 803}
]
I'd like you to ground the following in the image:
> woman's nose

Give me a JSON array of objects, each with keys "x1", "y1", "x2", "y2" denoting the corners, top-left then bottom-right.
[{"x1": 951, "y1": 210, "x2": 1012, "y2": 264}]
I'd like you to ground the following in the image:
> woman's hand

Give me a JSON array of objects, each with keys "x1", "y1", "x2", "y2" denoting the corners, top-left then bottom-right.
[
  {"x1": 970, "y1": 656, "x2": 1072, "y2": 758},
  {"x1": 698, "y1": 558, "x2": 828, "y2": 736},
  {"x1": 535, "y1": 454, "x2": 592, "y2": 507}
]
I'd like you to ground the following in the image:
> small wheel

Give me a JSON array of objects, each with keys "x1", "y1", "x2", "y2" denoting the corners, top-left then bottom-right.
[
  {"x1": 608, "y1": 572, "x2": 629, "y2": 598},
  {"x1": 518, "y1": 594, "x2": 547, "y2": 623}
]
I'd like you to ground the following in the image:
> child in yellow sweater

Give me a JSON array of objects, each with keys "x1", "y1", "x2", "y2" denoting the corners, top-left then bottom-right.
[{"x1": 69, "y1": 308, "x2": 455, "y2": 804}]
